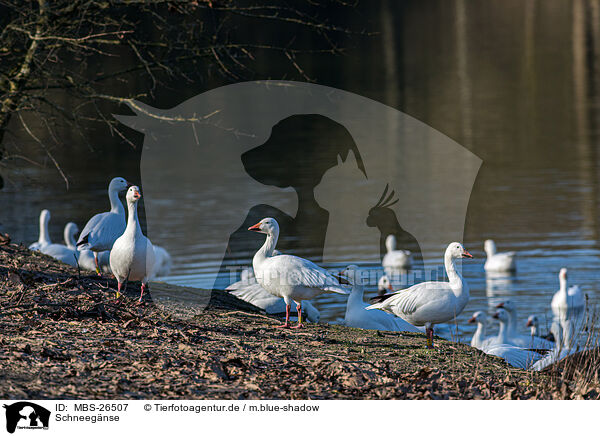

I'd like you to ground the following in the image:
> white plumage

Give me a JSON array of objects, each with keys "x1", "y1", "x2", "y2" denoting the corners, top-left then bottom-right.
[
  {"x1": 227, "y1": 267, "x2": 320, "y2": 323},
  {"x1": 551, "y1": 268, "x2": 584, "y2": 314},
  {"x1": 468, "y1": 311, "x2": 502, "y2": 351},
  {"x1": 484, "y1": 239, "x2": 516, "y2": 272},
  {"x1": 152, "y1": 245, "x2": 173, "y2": 277},
  {"x1": 496, "y1": 300, "x2": 554, "y2": 349},
  {"x1": 488, "y1": 309, "x2": 542, "y2": 369},
  {"x1": 342, "y1": 265, "x2": 420, "y2": 332},
  {"x1": 41, "y1": 222, "x2": 79, "y2": 267},
  {"x1": 367, "y1": 242, "x2": 473, "y2": 347},
  {"x1": 248, "y1": 217, "x2": 349, "y2": 328},
  {"x1": 77, "y1": 177, "x2": 130, "y2": 274},
  {"x1": 109, "y1": 186, "x2": 155, "y2": 302},
  {"x1": 29, "y1": 209, "x2": 51, "y2": 251},
  {"x1": 382, "y1": 235, "x2": 412, "y2": 270}
]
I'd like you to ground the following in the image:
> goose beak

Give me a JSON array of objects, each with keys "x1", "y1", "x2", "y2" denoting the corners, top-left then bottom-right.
[
  {"x1": 133, "y1": 191, "x2": 141, "y2": 200},
  {"x1": 248, "y1": 222, "x2": 262, "y2": 232},
  {"x1": 468, "y1": 316, "x2": 476, "y2": 323},
  {"x1": 461, "y1": 250, "x2": 473, "y2": 258},
  {"x1": 526, "y1": 320, "x2": 533, "y2": 327},
  {"x1": 492, "y1": 312, "x2": 500, "y2": 319},
  {"x1": 496, "y1": 302, "x2": 505, "y2": 308},
  {"x1": 387, "y1": 284, "x2": 393, "y2": 290}
]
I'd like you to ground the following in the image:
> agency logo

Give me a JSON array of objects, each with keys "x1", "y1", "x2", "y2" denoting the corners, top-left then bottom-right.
[{"x1": 3, "y1": 402, "x2": 50, "y2": 434}]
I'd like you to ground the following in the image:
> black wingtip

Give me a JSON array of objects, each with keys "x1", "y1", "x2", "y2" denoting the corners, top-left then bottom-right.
[
  {"x1": 370, "y1": 293, "x2": 394, "y2": 303},
  {"x1": 76, "y1": 234, "x2": 88, "y2": 246}
]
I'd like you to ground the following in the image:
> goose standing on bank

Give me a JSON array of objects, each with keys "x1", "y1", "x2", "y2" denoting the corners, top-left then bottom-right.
[
  {"x1": 484, "y1": 239, "x2": 516, "y2": 273},
  {"x1": 109, "y1": 186, "x2": 155, "y2": 302},
  {"x1": 551, "y1": 268, "x2": 584, "y2": 314},
  {"x1": 77, "y1": 177, "x2": 130, "y2": 274},
  {"x1": 29, "y1": 209, "x2": 51, "y2": 251},
  {"x1": 41, "y1": 222, "x2": 79, "y2": 267},
  {"x1": 227, "y1": 267, "x2": 321, "y2": 323},
  {"x1": 496, "y1": 300, "x2": 554, "y2": 349},
  {"x1": 248, "y1": 217, "x2": 350, "y2": 329},
  {"x1": 366, "y1": 242, "x2": 473, "y2": 348},
  {"x1": 382, "y1": 235, "x2": 412, "y2": 270},
  {"x1": 342, "y1": 265, "x2": 420, "y2": 332}
]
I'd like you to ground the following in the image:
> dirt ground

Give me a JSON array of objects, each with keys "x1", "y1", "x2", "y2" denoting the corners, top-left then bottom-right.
[{"x1": 0, "y1": 239, "x2": 598, "y2": 400}]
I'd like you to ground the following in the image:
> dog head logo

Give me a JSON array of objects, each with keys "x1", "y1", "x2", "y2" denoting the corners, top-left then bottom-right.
[
  {"x1": 3, "y1": 402, "x2": 50, "y2": 433},
  {"x1": 115, "y1": 81, "x2": 481, "y2": 316}
]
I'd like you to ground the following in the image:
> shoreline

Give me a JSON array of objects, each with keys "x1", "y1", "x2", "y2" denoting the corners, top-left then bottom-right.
[{"x1": 0, "y1": 240, "x2": 596, "y2": 400}]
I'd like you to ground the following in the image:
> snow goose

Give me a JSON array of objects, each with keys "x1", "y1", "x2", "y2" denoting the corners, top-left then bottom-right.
[
  {"x1": 366, "y1": 242, "x2": 473, "y2": 348},
  {"x1": 248, "y1": 217, "x2": 350, "y2": 329},
  {"x1": 152, "y1": 245, "x2": 172, "y2": 277},
  {"x1": 77, "y1": 177, "x2": 130, "y2": 274},
  {"x1": 382, "y1": 235, "x2": 412, "y2": 270},
  {"x1": 377, "y1": 275, "x2": 393, "y2": 296},
  {"x1": 496, "y1": 300, "x2": 554, "y2": 349},
  {"x1": 489, "y1": 309, "x2": 542, "y2": 369},
  {"x1": 227, "y1": 267, "x2": 320, "y2": 323},
  {"x1": 109, "y1": 186, "x2": 155, "y2": 302},
  {"x1": 29, "y1": 209, "x2": 51, "y2": 251},
  {"x1": 41, "y1": 222, "x2": 79, "y2": 267},
  {"x1": 468, "y1": 311, "x2": 501, "y2": 351},
  {"x1": 484, "y1": 239, "x2": 516, "y2": 273},
  {"x1": 341, "y1": 265, "x2": 420, "y2": 332},
  {"x1": 551, "y1": 268, "x2": 584, "y2": 315},
  {"x1": 526, "y1": 315, "x2": 555, "y2": 343}
]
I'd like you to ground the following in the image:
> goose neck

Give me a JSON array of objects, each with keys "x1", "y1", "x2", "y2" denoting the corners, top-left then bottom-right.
[
  {"x1": 497, "y1": 320, "x2": 509, "y2": 343},
  {"x1": 39, "y1": 214, "x2": 50, "y2": 244},
  {"x1": 472, "y1": 321, "x2": 486, "y2": 347},
  {"x1": 126, "y1": 200, "x2": 142, "y2": 235},
  {"x1": 254, "y1": 229, "x2": 279, "y2": 265},
  {"x1": 109, "y1": 187, "x2": 125, "y2": 215}
]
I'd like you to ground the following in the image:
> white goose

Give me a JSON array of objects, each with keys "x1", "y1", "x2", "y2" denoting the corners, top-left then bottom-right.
[
  {"x1": 77, "y1": 177, "x2": 130, "y2": 274},
  {"x1": 227, "y1": 267, "x2": 321, "y2": 323},
  {"x1": 382, "y1": 235, "x2": 412, "y2": 270},
  {"x1": 366, "y1": 242, "x2": 473, "y2": 348},
  {"x1": 29, "y1": 209, "x2": 51, "y2": 251},
  {"x1": 78, "y1": 249, "x2": 112, "y2": 274},
  {"x1": 487, "y1": 309, "x2": 542, "y2": 369},
  {"x1": 377, "y1": 275, "x2": 393, "y2": 296},
  {"x1": 248, "y1": 217, "x2": 350, "y2": 329},
  {"x1": 41, "y1": 222, "x2": 79, "y2": 267},
  {"x1": 152, "y1": 245, "x2": 173, "y2": 277},
  {"x1": 496, "y1": 300, "x2": 554, "y2": 349},
  {"x1": 109, "y1": 186, "x2": 155, "y2": 302},
  {"x1": 342, "y1": 265, "x2": 420, "y2": 332},
  {"x1": 484, "y1": 239, "x2": 516, "y2": 272},
  {"x1": 468, "y1": 311, "x2": 501, "y2": 351},
  {"x1": 551, "y1": 268, "x2": 584, "y2": 314},
  {"x1": 526, "y1": 315, "x2": 555, "y2": 343}
]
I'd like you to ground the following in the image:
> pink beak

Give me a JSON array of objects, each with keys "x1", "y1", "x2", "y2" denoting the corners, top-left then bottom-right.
[
  {"x1": 248, "y1": 222, "x2": 262, "y2": 232},
  {"x1": 462, "y1": 250, "x2": 473, "y2": 258}
]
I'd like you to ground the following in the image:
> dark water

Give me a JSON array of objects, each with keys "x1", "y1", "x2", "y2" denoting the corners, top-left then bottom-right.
[{"x1": 1, "y1": 0, "x2": 600, "y2": 342}]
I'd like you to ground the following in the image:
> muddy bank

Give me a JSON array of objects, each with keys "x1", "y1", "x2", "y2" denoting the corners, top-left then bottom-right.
[{"x1": 0, "y1": 240, "x2": 597, "y2": 400}]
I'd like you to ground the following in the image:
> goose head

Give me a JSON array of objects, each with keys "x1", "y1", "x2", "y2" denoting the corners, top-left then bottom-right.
[
  {"x1": 526, "y1": 315, "x2": 538, "y2": 334},
  {"x1": 64, "y1": 222, "x2": 79, "y2": 246},
  {"x1": 558, "y1": 268, "x2": 568, "y2": 290},
  {"x1": 385, "y1": 235, "x2": 397, "y2": 252},
  {"x1": 492, "y1": 308, "x2": 509, "y2": 324},
  {"x1": 377, "y1": 275, "x2": 393, "y2": 295},
  {"x1": 495, "y1": 299, "x2": 515, "y2": 313},
  {"x1": 484, "y1": 239, "x2": 497, "y2": 256},
  {"x1": 126, "y1": 185, "x2": 142, "y2": 203},
  {"x1": 108, "y1": 177, "x2": 131, "y2": 193},
  {"x1": 40, "y1": 209, "x2": 51, "y2": 225},
  {"x1": 446, "y1": 242, "x2": 473, "y2": 259},
  {"x1": 468, "y1": 310, "x2": 487, "y2": 325},
  {"x1": 339, "y1": 264, "x2": 363, "y2": 286},
  {"x1": 248, "y1": 217, "x2": 279, "y2": 235}
]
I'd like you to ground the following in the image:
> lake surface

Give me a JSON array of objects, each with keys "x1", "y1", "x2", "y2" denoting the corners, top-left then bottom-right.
[{"x1": 1, "y1": 0, "x2": 599, "y2": 343}]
